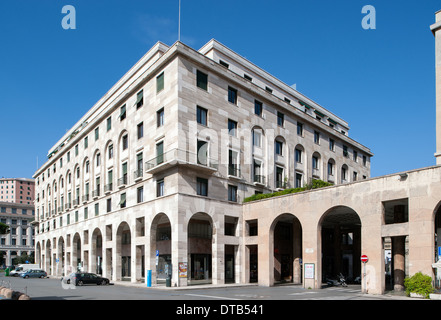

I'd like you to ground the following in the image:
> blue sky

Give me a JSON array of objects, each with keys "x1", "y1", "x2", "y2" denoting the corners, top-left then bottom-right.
[{"x1": 0, "y1": 0, "x2": 439, "y2": 179}]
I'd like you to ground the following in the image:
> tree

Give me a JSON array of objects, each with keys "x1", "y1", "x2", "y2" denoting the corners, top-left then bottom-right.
[{"x1": 0, "y1": 222, "x2": 9, "y2": 235}]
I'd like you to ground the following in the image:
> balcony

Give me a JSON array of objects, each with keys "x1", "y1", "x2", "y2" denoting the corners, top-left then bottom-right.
[
  {"x1": 118, "y1": 176, "x2": 128, "y2": 188},
  {"x1": 92, "y1": 189, "x2": 100, "y2": 199},
  {"x1": 133, "y1": 169, "x2": 143, "y2": 181},
  {"x1": 228, "y1": 165, "x2": 241, "y2": 179},
  {"x1": 253, "y1": 174, "x2": 266, "y2": 186},
  {"x1": 145, "y1": 149, "x2": 218, "y2": 175},
  {"x1": 82, "y1": 194, "x2": 90, "y2": 203},
  {"x1": 104, "y1": 183, "x2": 113, "y2": 194}
]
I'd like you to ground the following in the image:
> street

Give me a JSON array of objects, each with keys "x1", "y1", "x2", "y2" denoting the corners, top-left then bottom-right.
[{"x1": 0, "y1": 273, "x2": 412, "y2": 301}]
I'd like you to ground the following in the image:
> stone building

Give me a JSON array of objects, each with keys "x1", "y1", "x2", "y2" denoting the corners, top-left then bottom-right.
[
  {"x1": 33, "y1": 10, "x2": 441, "y2": 295},
  {"x1": 33, "y1": 38, "x2": 371, "y2": 286},
  {"x1": 0, "y1": 201, "x2": 35, "y2": 267}
]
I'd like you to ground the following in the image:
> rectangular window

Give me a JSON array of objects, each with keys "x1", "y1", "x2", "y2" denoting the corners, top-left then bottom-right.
[
  {"x1": 107, "y1": 116, "x2": 112, "y2": 131},
  {"x1": 84, "y1": 136, "x2": 88, "y2": 149},
  {"x1": 228, "y1": 150, "x2": 239, "y2": 176},
  {"x1": 219, "y1": 60, "x2": 229, "y2": 68},
  {"x1": 122, "y1": 135, "x2": 128, "y2": 150},
  {"x1": 108, "y1": 145, "x2": 113, "y2": 159},
  {"x1": 137, "y1": 187, "x2": 144, "y2": 203},
  {"x1": 119, "y1": 104, "x2": 126, "y2": 121},
  {"x1": 196, "y1": 177, "x2": 208, "y2": 196},
  {"x1": 75, "y1": 144, "x2": 79, "y2": 156},
  {"x1": 343, "y1": 145, "x2": 349, "y2": 158},
  {"x1": 157, "y1": 72, "x2": 164, "y2": 93},
  {"x1": 252, "y1": 130, "x2": 261, "y2": 148},
  {"x1": 295, "y1": 173, "x2": 302, "y2": 188},
  {"x1": 136, "y1": 90, "x2": 144, "y2": 109},
  {"x1": 297, "y1": 123, "x2": 303, "y2": 136},
  {"x1": 328, "y1": 162, "x2": 334, "y2": 176},
  {"x1": 106, "y1": 198, "x2": 111, "y2": 213},
  {"x1": 120, "y1": 193, "x2": 126, "y2": 208},
  {"x1": 228, "y1": 185, "x2": 237, "y2": 202},
  {"x1": 157, "y1": 108, "x2": 164, "y2": 127},
  {"x1": 329, "y1": 139, "x2": 335, "y2": 151},
  {"x1": 314, "y1": 131, "x2": 320, "y2": 144},
  {"x1": 277, "y1": 112, "x2": 284, "y2": 127},
  {"x1": 95, "y1": 127, "x2": 99, "y2": 141},
  {"x1": 197, "y1": 140, "x2": 208, "y2": 166},
  {"x1": 196, "y1": 70, "x2": 208, "y2": 91},
  {"x1": 295, "y1": 148, "x2": 302, "y2": 163},
  {"x1": 228, "y1": 119, "x2": 237, "y2": 137},
  {"x1": 312, "y1": 156, "x2": 319, "y2": 169},
  {"x1": 228, "y1": 86, "x2": 237, "y2": 105},
  {"x1": 275, "y1": 141, "x2": 283, "y2": 156},
  {"x1": 197, "y1": 106, "x2": 207, "y2": 126},
  {"x1": 95, "y1": 203, "x2": 99, "y2": 216},
  {"x1": 137, "y1": 122, "x2": 144, "y2": 139},
  {"x1": 156, "y1": 141, "x2": 164, "y2": 165},
  {"x1": 353, "y1": 150, "x2": 358, "y2": 162},
  {"x1": 276, "y1": 167, "x2": 284, "y2": 188},
  {"x1": 157, "y1": 179, "x2": 164, "y2": 197},
  {"x1": 254, "y1": 100, "x2": 263, "y2": 116}
]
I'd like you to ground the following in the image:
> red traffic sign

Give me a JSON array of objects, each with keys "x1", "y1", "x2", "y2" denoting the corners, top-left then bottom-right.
[{"x1": 361, "y1": 255, "x2": 369, "y2": 263}]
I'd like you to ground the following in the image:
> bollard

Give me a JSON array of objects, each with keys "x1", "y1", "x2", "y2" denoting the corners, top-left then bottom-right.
[{"x1": 146, "y1": 270, "x2": 152, "y2": 287}]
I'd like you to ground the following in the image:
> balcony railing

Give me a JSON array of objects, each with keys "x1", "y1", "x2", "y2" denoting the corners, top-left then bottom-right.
[
  {"x1": 253, "y1": 175, "x2": 266, "y2": 185},
  {"x1": 92, "y1": 189, "x2": 100, "y2": 198},
  {"x1": 133, "y1": 169, "x2": 143, "y2": 180},
  {"x1": 145, "y1": 149, "x2": 218, "y2": 174},
  {"x1": 118, "y1": 176, "x2": 128, "y2": 187},
  {"x1": 104, "y1": 183, "x2": 113, "y2": 193},
  {"x1": 82, "y1": 194, "x2": 89, "y2": 203},
  {"x1": 228, "y1": 165, "x2": 241, "y2": 178}
]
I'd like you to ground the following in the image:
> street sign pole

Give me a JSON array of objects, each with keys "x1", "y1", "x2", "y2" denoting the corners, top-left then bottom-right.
[{"x1": 361, "y1": 255, "x2": 368, "y2": 294}]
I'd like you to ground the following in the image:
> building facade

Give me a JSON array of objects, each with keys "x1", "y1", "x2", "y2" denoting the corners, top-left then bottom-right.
[
  {"x1": 33, "y1": 38, "x2": 372, "y2": 286},
  {"x1": 0, "y1": 202, "x2": 35, "y2": 267},
  {"x1": 0, "y1": 178, "x2": 35, "y2": 205}
]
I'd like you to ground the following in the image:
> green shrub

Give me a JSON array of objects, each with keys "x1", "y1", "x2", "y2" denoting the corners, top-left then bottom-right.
[
  {"x1": 404, "y1": 272, "x2": 434, "y2": 298},
  {"x1": 243, "y1": 179, "x2": 333, "y2": 203}
]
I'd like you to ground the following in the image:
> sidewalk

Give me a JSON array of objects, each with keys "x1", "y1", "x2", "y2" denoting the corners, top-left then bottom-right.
[{"x1": 111, "y1": 280, "x2": 259, "y2": 291}]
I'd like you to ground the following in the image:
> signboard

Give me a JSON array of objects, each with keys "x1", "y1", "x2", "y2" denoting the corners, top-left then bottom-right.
[
  {"x1": 361, "y1": 255, "x2": 369, "y2": 263},
  {"x1": 179, "y1": 262, "x2": 187, "y2": 278},
  {"x1": 304, "y1": 263, "x2": 315, "y2": 279}
]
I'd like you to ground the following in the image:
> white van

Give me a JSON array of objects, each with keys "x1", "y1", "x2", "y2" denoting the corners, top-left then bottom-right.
[{"x1": 10, "y1": 264, "x2": 40, "y2": 277}]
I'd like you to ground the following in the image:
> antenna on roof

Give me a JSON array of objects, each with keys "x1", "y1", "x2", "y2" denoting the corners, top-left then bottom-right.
[{"x1": 178, "y1": 0, "x2": 181, "y2": 42}]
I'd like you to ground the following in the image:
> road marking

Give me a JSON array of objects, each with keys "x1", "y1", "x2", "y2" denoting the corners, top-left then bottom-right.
[{"x1": 185, "y1": 293, "x2": 241, "y2": 300}]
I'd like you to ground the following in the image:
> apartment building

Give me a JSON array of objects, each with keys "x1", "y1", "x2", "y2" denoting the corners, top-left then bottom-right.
[
  {"x1": 33, "y1": 39, "x2": 372, "y2": 286},
  {"x1": 0, "y1": 178, "x2": 35, "y2": 205},
  {"x1": 0, "y1": 202, "x2": 35, "y2": 267}
]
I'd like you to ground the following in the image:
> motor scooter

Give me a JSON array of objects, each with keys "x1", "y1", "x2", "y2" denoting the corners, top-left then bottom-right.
[{"x1": 338, "y1": 273, "x2": 348, "y2": 287}]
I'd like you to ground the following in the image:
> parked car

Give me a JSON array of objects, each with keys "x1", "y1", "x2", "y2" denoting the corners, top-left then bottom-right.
[
  {"x1": 62, "y1": 272, "x2": 109, "y2": 286},
  {"x1": 21, "y1": 269, "x2": 47, "y2": 279}
]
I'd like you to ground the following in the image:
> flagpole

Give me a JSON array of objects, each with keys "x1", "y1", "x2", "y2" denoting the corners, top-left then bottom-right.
[{"x1": 178, "y1": 0, "x2": 181, "y2": 42}]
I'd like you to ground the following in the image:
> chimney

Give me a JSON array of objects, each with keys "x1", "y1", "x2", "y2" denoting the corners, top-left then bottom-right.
[{"x1": 431, "y1": 10, "x2": 441, "y2": 164}]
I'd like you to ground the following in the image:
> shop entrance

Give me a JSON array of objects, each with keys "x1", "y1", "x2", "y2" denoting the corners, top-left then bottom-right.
[{"x1": 188, "y1": 213, "x2": 213, "y2": 285}]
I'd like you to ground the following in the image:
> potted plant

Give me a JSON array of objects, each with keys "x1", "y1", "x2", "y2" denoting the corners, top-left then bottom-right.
[{"x1": 404, "y1": 272, "x2": 434, "y2": 299}]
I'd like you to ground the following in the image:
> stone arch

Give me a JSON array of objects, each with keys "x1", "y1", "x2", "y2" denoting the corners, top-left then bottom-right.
[
  {"x1": 318, "y1": 205, "x2": 362, "y2": 286},
  {"x1": 269, "y1": 213, "x2": 303, "y2": 285},
  {"x1": 72, "y1": 232, "x2": 82, "y2": 271},
  {"x1": 150, "y1": 213, "x2": 172, "y2": 283},
  {"x1": 187, "y1": 212, "x2": 214, "y2": 284},
  {"x1": 91, "y1": 227, "x2": 104, "y2": 275},
  {"x1": 57, "y1": 236, "x2": 65, "y2": 276},
  {"x1": 116, "y1": 221, "x2": 131, "y2": 280}
]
